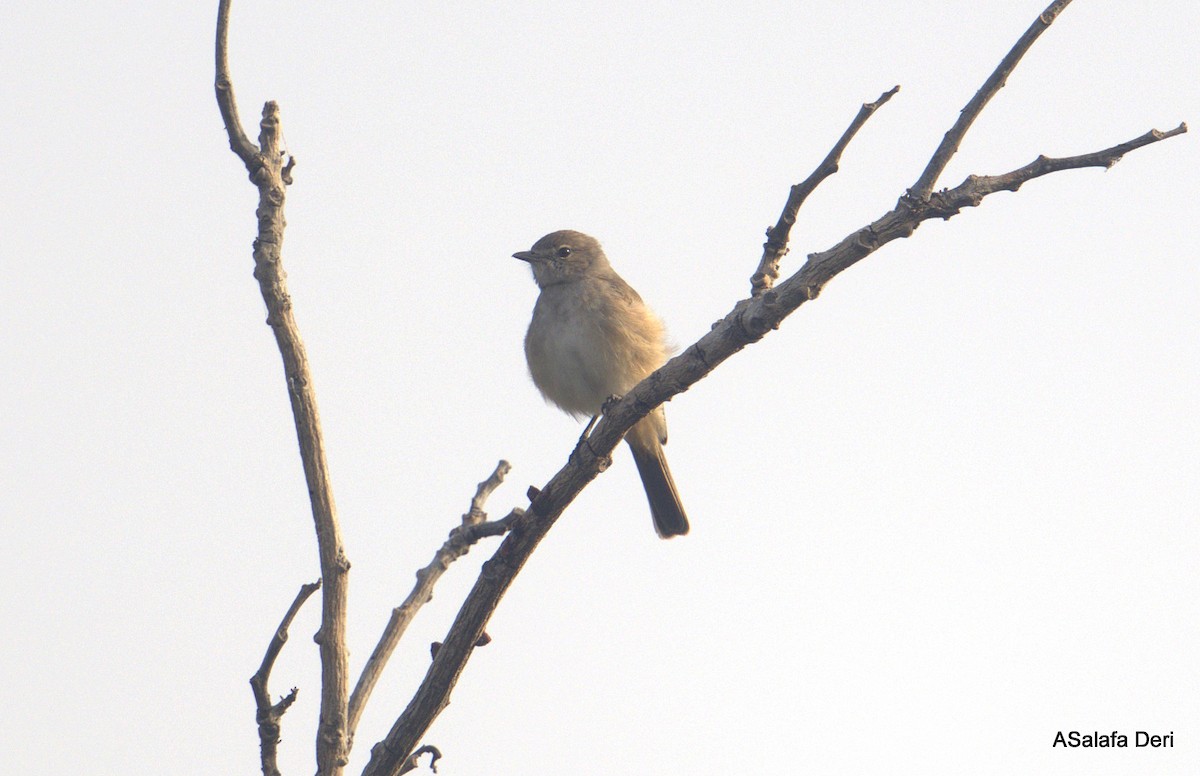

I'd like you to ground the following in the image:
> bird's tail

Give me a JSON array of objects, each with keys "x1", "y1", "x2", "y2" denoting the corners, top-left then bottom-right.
[{"x1": 627, "y1": 421, "x2": 689, "y2": 538}]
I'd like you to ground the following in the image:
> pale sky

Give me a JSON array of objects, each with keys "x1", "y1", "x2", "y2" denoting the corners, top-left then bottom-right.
[{"x1": 2, "y1": 2, "x2": 1197, "y2": 774}]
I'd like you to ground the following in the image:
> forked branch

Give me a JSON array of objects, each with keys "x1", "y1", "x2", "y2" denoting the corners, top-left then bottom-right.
[
  {"x1": 347, "y1": 461, "x2": 515, "y2": 747},
  {"x1": 215, "y1": 1, "x2": 351, "y2": 773},
  {"x1": 752, "y1": 85, "x2": 900, "y2": 296},
  {"x1": 251, "y1": 581, "x2": 321, "y2": 776},
  {"x1": 911, "y1": 0, "x2": 1073, "y2": 198}
]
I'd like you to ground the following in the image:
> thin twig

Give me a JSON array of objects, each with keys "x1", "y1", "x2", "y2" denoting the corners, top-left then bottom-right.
[
  {"x1": 250, "y1": 581, "x2": 322, "y2": 776},
  {"x1": 769, "y1": 126, "x2": 1188, "y2": 316},
  {"x1": 752, "y1": 85, "x2": 900, "y2": 296},
  {"x1": 925, "y1": 123, "x2": 1189, "y2": 215},
  {"x1": 214, "y1": 0, "x2": 256, "y2": 164},
  {"x1": 347, "y1": 461, "x2": 514, "y2": 747},
  {"x1": 911, "y1": 0, "x2": 1073, "y2": 199},
  {"x1": 398, "y1": 745, "x2": 442, "y2": 774},
  {"x1": 214, "y1": 2, "x2": 350, "y2": 774}
]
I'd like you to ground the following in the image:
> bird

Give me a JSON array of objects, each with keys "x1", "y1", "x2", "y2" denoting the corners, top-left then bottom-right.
[{"x1": 514, "y1": 230, "x2": 689, "y2": 538}]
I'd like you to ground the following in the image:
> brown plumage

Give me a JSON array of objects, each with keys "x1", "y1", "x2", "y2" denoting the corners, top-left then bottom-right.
[{"x1": 515, "y1": 230, "x2": 689, "y2": 538}]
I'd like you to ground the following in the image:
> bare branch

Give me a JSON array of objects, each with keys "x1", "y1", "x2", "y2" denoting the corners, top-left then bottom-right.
[
  {"x1": 348, "y1": 462, "x2": 513, "y2": 746},
  {"x1": 250, "y1": 581, "x2": 321, "y2": 776},
  {"x1": 214, "y1": 4, "x2": 350, "y2": 773},
  {"x1": 930, "y1": 123, "x2": 1190, "y2": 208},
  {"x1": 752, "y1": 85, "x2": 900, "y2": 296},
  {"x1": 214, "y1": 0, "x2": 256, "y2": 165},
  {"x1": 774, "y1": 125, "x2": 1186, "y2": 310},
  {"x1": 911, "y1": 0, "x2": 1073, "y2": 199}
]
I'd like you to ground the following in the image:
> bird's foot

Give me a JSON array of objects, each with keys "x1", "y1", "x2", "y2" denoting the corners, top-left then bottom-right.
[{"x1": 600, "y1": 393, "x2": 624, "y2": 416}]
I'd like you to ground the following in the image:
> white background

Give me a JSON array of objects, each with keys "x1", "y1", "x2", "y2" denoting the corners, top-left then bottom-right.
[{"x1": 2, "y1": 1, "x2": 1197, "y2": 774}]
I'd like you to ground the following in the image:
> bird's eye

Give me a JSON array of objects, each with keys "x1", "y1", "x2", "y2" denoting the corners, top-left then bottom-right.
[{"x1": 556, "y1": 246, "x2": 572, "y2": 258}]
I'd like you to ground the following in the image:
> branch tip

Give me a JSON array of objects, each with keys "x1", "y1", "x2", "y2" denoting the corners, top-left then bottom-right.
[
  {"x1": 750, "y1": 84, "x2": 899, "y2": 296},
  {"x1": 250, "y1": 581, "x2": 321, "y2": 776},
  {"x1": 399, "y1": 745, "x2": 443, "y2": 775},
  {"x1": 912, "y1": 0, "x2": 1075, "y2": 199}
]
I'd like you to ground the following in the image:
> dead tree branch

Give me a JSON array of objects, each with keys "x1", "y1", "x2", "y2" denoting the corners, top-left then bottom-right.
[
  {"x1": 251, "y1": 581, "x2": 322, "y2": 776},
  {"x1": 215, "y1": 1, "x2": 350, "y2": 773},
  {"x1": 360, "y1": 4, "x2": 1186, "y2": 773},
  {"x1": 752, "y1": 85, "x2": 900, "y2": 297},
  {"x1": 347, "y1": 461, "x2": 514, "y2": 747},
  {"x1": 214, "y1": 0, "x2": 255, "y2": 165},
  {"x1": 911, "y1": 0, "x2": 1073, "y2": 198}
]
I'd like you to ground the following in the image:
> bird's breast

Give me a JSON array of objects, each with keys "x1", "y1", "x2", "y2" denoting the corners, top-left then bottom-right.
[{"x1": 525, "y1": 282, "x2": 638, "y2": 417}]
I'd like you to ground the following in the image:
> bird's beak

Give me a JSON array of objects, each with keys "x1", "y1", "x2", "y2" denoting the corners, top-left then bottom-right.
[{"x1": 512, "y1": 250, "x2": 537, "y2": 262}]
